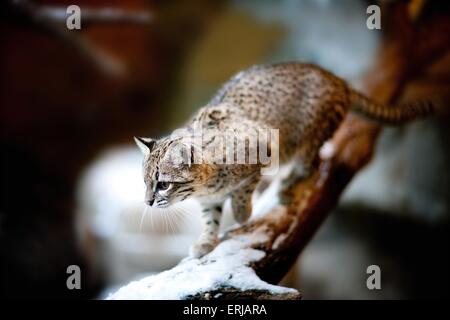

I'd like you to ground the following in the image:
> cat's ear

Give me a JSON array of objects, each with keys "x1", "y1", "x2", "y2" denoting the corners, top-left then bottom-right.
[{"x1": 134, "y1": 137, "x2": 156, "y2": 155}]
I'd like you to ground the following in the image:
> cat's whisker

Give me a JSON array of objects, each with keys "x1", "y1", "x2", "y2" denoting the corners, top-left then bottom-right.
[
  {"x1": 155, "y1": 208, "x2": 164, "y2": 233},
  {"x1": 167, "y1": 208, "x2": 176, "y2": 231},
  {"x1": 172, "y1": 207, "x2": 187, "y2": 229},
  {"x1": 150, "y1": 206, "x2": 155, "y2": 231},
  {"x1": 176, "y1": 209, "x2": 186, "y2": 222},
  {"x1": 167, "y1": 211, "x2": 173, "y2": 233},
  {"x1": 168, "y1": 210, "x2": 178, "y2": 233},
  {"x1": 139, "y1": 205, "x2": 149, "y2": 232},
  {"x1": 162, "y1": 210, "x2": 168, "y2": 234},
  {"x1": 165, "y1": 210, "x2": 172, "y2": 233},
  {"x1": 172, "y1": 208, "x2": 184, "y2": 231}
]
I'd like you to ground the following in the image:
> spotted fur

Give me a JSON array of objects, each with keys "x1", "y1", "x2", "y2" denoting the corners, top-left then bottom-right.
[{"x1": 135, "y1": 62, "x2": 436, "y2": 258}]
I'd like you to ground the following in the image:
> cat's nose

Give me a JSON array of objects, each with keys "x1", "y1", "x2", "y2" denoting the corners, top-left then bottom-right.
[{"x1": 146, "y1": 199, "x2": 154, "y2": 206}]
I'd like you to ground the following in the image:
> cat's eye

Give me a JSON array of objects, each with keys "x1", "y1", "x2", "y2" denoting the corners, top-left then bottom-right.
[{"x1": 156, "y1": 181, "x2": 171, "y2": 191}]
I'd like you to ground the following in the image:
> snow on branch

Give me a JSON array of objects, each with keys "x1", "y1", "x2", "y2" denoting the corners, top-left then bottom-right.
[
  {"x1": 108, "y1": 231, "x2": 300, "y2": 300},
  {"x1": 108, "y1": 2, "x2": 449, "y2": 300}
]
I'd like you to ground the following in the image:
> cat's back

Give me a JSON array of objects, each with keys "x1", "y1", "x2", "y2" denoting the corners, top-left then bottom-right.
[{"x1": 207, "y1": 62, "x2": 347, "y2": 127}]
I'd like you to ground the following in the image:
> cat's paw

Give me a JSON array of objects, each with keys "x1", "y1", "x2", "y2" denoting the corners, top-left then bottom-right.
[
  {"x1": 234, "y1": 209, "x2": 251, "y2": 224},
  {"x1": 189, "y1": 240, "x2": 217, "y2": 258}
]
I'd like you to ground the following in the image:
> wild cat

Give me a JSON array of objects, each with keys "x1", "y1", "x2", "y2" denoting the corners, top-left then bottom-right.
[{"x1": 134, "y1": 62, "x2": 436, "y2": 258}]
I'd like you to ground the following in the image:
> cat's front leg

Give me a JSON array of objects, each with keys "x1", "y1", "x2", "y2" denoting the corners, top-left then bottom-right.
[{"x1": 190, "y1": 204, "x2": 222, "y2": 258}]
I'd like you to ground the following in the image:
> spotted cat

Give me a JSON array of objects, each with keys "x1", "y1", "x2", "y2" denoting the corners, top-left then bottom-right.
[{"x1": 135, "y1": 62, "x2": 436, "y2": 258}]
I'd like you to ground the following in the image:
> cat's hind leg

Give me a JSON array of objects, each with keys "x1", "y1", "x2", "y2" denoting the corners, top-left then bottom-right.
[
  {"x1": 279, "y1": 143, "x2": 320, "y2": 203},
  {"x1": 230, "y1": 173, "x2": 260, "y2": 223}
]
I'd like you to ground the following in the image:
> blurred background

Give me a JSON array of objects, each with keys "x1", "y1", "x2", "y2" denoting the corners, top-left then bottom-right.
[{"x1": 1, "y1": 0, "x2": 449, "y2": 299}]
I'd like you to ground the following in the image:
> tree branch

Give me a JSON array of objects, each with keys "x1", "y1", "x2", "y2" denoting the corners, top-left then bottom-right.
[{"x1": 3, "y1": 0, "x2": 153, "y2": 77}]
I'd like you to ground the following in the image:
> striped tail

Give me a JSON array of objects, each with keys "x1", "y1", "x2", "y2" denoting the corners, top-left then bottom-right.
[{"x1": 349, "y1": 89, "x2": 436, "y2": 124}]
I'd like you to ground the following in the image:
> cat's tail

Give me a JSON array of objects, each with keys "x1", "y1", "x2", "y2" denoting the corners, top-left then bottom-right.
[{"x1": 349, "y1": 89, "x2": 441, "y2": 124}]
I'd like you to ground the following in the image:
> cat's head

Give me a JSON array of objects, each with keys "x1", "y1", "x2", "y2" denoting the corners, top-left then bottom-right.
[{"x1": 134, "y1": 136, "x2": 214, "y2": 208}]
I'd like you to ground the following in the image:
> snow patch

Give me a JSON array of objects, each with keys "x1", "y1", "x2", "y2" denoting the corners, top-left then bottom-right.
[
  {"x1": 319, "y1": 142, "x2": 336, "y2": 160},
  {"x1": 272, "y1": 233, "x2": 288, "y2": 250},
  {"x1": 107, "y1": 233, "x2": 298, "y2": 300}
]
